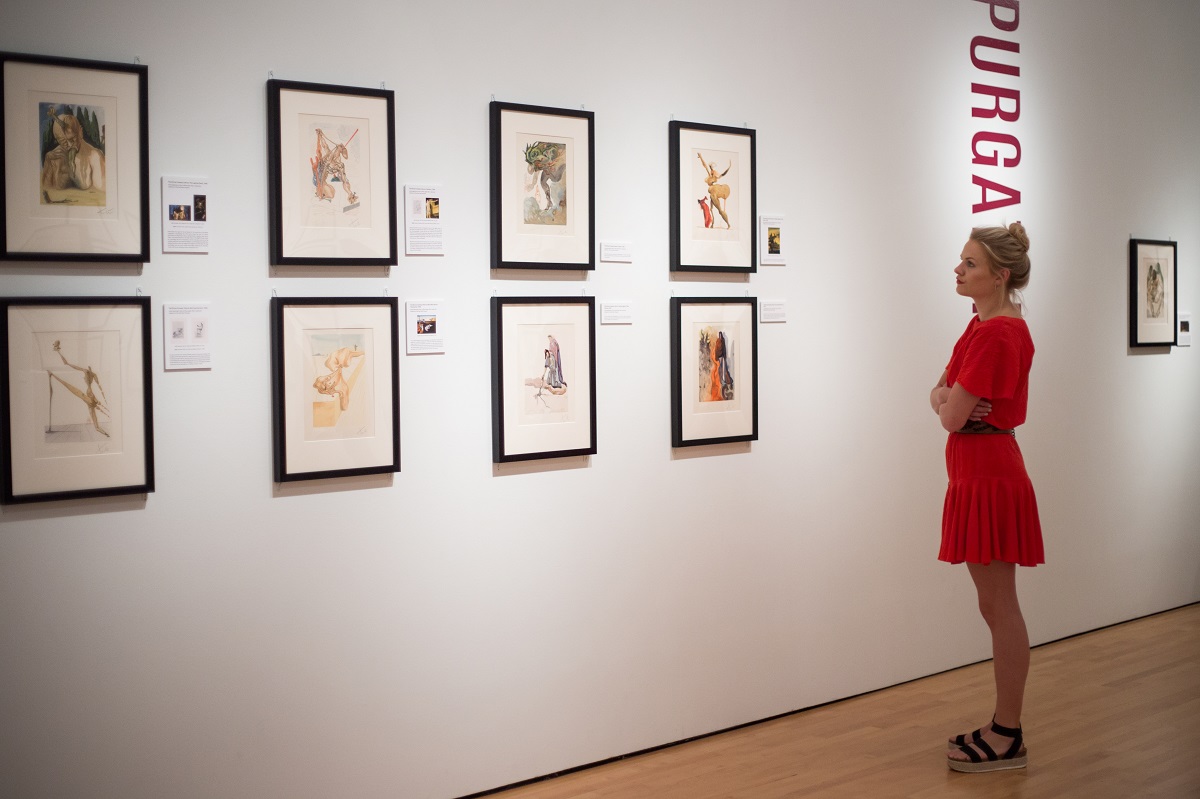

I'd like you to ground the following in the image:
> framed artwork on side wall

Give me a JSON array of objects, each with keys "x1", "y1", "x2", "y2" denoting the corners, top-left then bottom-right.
[
  {"x1": 491, "y1": 296, "x2": 596, "y2": 462},
  {"x1": 1, "y1": 52, "x2": 149, "y2": 262},
  {"x1": 670, "y1": 297, "x2": 758, "y2": 447},
  {"x1": 1, "y1": 297, "x2": 154, "y2": 503},
  {"x1": 270, "y1": 297, "x2": 400, "y2": 481},
  {"x1": 267, "y1": 79, "x2": 397, "y2": 266},
  {"x1": 490, "y1": 101, "x2": 595, "y2": 270},
  {"x1": 669, "y1": 120, "x2": 756, "y2": 273},
  {"x1": 1129, "y1": 238, "x2": 1176, "y2": 347}
]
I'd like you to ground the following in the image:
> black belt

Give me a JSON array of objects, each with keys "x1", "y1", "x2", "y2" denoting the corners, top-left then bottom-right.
[{"x1": 957, "y1": 420, "x2": 1015, "y2": 435}]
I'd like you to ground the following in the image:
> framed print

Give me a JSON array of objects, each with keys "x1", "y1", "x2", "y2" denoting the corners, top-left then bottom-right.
[
  {"x1": 669, "y1": 120, "x2": 756, "y2": 273},
  {"x1": 1129, "y1": 238, "x2": 1177, "y2": 347},
  {"x1": 491, "y1": 296, "x2": 596, "y2": 462},
  {"x1": 270, "y1": 297, "x2": 400, "y2": 482},
  {"x1": 1, "y1": 297, "x2": 154, "y2": 503},
  {"x1": 670, "y1": 297, "x2": 758, "y2": 447},
  {"x1": 490, "y1": 101, "x2": 594, "y2": 270},
  {"x1": 267, "y1": 80, "x2": 397, "y2": 266},
  {"x1": 1, "y1": 52, "x2": 149, "y2": 262}
]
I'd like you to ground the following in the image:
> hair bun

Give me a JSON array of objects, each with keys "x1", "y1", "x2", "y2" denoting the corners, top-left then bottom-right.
[{"x1": 1008, "y1": 221, "x2": 1030, "y2": 252}]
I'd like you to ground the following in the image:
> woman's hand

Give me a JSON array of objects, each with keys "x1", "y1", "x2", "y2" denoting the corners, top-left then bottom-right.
[{"x1": 968, "y1": 398, "x2": 993, "y2": 421}]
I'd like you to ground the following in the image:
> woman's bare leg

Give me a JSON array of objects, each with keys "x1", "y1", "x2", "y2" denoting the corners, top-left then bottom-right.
[{"x1": 948, "y1": 561, "x2": 1029, "y2": 761}]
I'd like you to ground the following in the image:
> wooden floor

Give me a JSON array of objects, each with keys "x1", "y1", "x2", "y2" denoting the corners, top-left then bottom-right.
[{"x1": 482, "y1": 604, "x2": 1200, "y2": 798}]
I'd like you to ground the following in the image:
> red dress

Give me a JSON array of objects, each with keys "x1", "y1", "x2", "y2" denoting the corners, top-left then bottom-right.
[{"x1": 939, "y1": 315, "x2": 1044, "y2": 567}]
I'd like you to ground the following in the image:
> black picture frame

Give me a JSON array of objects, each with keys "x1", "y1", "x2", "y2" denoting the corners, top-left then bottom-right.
[
  {"x1": 1, "y1": 52, "x2": 149, "y2": 262},
  {"x1": 491, "y1": 296, "x2": 597, "y2": 462},
  {"x1": 669, "y1": 120, "x2": 757, "y2": 273},
  {"x1": 1, "y1": 296, "x2": 154, "y2": 503},
  {"x1": 1129, "y1": 238, "x2": 1177, "y2": 348},
  {"x1": 267, "y1": 79, "x2": 398, "y2": 266},
  {"x1": 490, "y1": 101, "x2": 595, "y2": 270},
  {"x1": 670, "y1": 296, "x2": 758, "y2": 447},
  {"x1": 270, "y1": 297, "x2": 400, "y2": 482}
]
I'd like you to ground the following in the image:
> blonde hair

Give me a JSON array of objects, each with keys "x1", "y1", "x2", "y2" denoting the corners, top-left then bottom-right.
[{"x1": 970, "y1": 221, "x2": 1030, "y2": 305}]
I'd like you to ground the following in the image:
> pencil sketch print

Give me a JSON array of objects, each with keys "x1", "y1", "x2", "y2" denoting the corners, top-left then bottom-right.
[
  {"x1": 305, "y1": 330, "x2": 373, "y2": 440},
  {"x1": 521, "y1": 139, "x2": 567, "y2": 225},
  {"x1": 33, "y1": 332, "x2": 123, "y2": 450},
  {"x1": 39, "y1": 101, "x2": 108, "y2": 207},
  {"x1": 1146, "y1": 260, "x2": 1165, "y2": 319}
]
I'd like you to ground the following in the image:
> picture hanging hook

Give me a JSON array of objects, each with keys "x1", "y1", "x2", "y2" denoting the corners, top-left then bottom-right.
[
  {"x1": 268, "y1": 69, "x2": 275, "y2": 80},
  {"x1": 580, "y1": 104, "x2": 585, "y2": 111},
  {"x1": 380, "y1": 81, "x2": 386, "y2": 90},
  {"x1": 135, "y1": 286, "x2": 143, "y2": 297},
  {"x1": 134, "y1": 56, "x2": 142, "y2": 64},
  {"x1": 491, "y1": 93, "x2": 496, "y2": 102},
  {"x1": 271, "y1": 287, "x2": 278, "y2": 298},
  {"x1": 383, "y1": 287, "x2": 389, "y2": 297}
]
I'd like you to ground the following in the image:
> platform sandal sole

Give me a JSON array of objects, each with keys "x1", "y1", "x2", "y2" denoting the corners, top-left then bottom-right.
[{"x1": 947, "y1": 752, "x2": 1028, "y2": 773}]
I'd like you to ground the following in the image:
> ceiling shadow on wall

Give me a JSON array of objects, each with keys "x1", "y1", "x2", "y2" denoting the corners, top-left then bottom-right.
[
  {"x1": 268, "y1": 264, "x2": 391, "y2": 280},
  {"x1": 669, "y1": 441, "x2": 751, "y2": 460},
  {"x1": 489, "y1": 268, "x2": 592, "y2": 283},
  {"x1": 0, "y1": 261, "x2": 143, "y2": 277},
  {"x1": 270, "y1": 472, "x2": 395, "y2": 498},
  {"x1": 668, "y1": 271, "x2": 750, "y2": 285},
  {"x1": 0, "y1": 492, "x2": 148, "y2": 522},
  {"x1": 492, "y1": 455, "x2": 591, "y2": 477},
  {"x1": 1127, "y1": 346, "x2": 1173, "y2": 356}
]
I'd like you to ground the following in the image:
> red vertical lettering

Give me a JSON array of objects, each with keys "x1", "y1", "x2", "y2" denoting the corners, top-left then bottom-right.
[
  {"x1": 972, "y1": 132, "x2": 1021, "y2": 167},
  {"x1": 971, "y1": 36, "x2": 1020, "y2": 77},
  {"x1": 974, "y1": 0, "x2": 1019, "y2": 32},
  {"x1": 972, "y1": 175, "x2": 1021, "y2": 213},
  {"x1": 971, "y1": 83, "x2": 1020, "y2": 122}
]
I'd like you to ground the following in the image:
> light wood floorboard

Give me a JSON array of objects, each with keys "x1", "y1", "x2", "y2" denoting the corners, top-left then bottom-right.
[{"x1": 481, "y1": 604, "x2": 1200, "y2": 798}]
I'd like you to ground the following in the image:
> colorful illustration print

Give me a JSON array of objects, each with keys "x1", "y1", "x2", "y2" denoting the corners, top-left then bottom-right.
[
  {"x1": 306, "y1": 330, "x2": 373, "y2": 438},
  {"x1": 39, "y1": 101, "x2": 107, "y2": 207},
  {"x1": 298, "y1": 115, "x2": 370, "y2": 228},
  {"x1": 698, "y1": 325, "x2": 734, "y2": 402},
  {"x1": 522, "y1": 140, "x2": 567, "y2": 225}
]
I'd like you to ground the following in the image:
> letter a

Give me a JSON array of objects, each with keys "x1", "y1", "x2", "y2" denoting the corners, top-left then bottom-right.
[{"x1": 972, "y1": 175, "x2": 1021, "y2": 213}]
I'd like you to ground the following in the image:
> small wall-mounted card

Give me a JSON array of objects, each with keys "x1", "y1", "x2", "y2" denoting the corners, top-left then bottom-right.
[
  {"x1": 600, "y1": 241, "x2": 633, "y2": 263},
  {"x1": 759, "y1": 215, "x2": 784, "y2": 266},
  {"x1": 600, "y1": 300, "x2": 634, "y2": 325},
  {"x1": 404, "y1": 184, "x2": 444, "y2": 255},
  {"x1": 163, "y1": 302, "x2": 213, "y2": 370},
  {"x1": 1179, "y1": 312, "x2": 1192, "y2": 346},
  {"x1": 162, "y1": 176, "x2": 210, "y2": 254},
  {"x1": 405, "y1": 300, "x2": 445, "y2": 354},
  {"x1": 759, "y1": 300, "x2": 787, "y2": 323}
]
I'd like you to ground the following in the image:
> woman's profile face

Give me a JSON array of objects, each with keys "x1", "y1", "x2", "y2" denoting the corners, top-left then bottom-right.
[{"x1": 954, "y1": 239, "x2": 995, "y2": 299}]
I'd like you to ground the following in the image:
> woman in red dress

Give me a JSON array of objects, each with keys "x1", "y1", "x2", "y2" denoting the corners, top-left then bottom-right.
[{"x1": 930, "y1": 222, "x2": 1042, "y2": 773}]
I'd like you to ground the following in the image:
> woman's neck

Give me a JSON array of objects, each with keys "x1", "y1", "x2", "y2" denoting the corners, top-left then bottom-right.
[{"x1": 975, "y1": 293, "x2": 1017, "y2": 321}]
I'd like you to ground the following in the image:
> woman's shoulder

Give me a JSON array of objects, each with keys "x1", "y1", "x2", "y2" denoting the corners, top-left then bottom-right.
[{"x1": 977, "y1": 315, "x2": 1034, "y2": 354}]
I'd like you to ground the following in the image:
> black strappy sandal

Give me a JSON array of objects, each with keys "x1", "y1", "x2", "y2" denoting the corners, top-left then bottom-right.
[
  {"x1": 947, "y1": 720, "x2": 1028, "y2": 773},
  {"x1": 947, "y1": 716, "x2": 993, "y2": 749}
]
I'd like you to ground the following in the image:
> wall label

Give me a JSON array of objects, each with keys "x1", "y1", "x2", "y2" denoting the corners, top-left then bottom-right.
[{"x1": 971, "y1": 0, "x2": 1021, "y2": 214}]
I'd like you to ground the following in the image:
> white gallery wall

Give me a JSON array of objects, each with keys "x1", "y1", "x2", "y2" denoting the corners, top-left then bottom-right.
[{"x1": 1, "y1": 1, "x2": 1198, "y2": 796}]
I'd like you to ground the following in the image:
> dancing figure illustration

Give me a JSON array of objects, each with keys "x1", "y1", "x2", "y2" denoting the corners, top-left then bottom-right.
[
  {"x1": 697, "y1": 152, "x2": 730, "y2": 228},
  {"x1": 46, "y1": 340, "x2": 110, "y2": 437}
]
